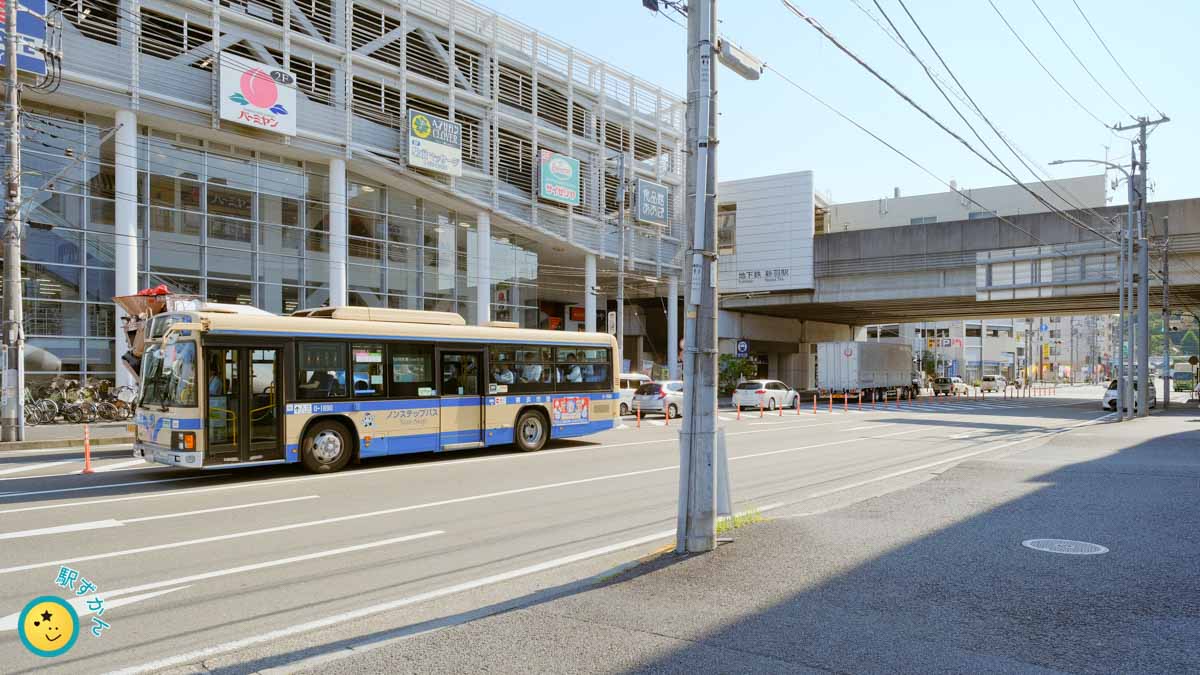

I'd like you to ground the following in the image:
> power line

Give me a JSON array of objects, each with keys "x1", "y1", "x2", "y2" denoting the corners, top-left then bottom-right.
[
  {"x1": 887, "y1": 0, "x2": 1118, "y2": 233},
  {"x1": 1071, "y1": 0, "x2": 1163, "y2": 118},
  {"x1": 985, "y1": 0, "x2": 1110, "y2": 130},
  {"x1": 779, "y1": 0, "x2": 1120, "y2": 248},
  {"x1": 1029, "y1": 0, "x2": 1134, "y2": 120}
]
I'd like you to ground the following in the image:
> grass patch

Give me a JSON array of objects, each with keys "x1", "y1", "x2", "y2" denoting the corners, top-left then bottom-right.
[{"x1": 716, "y1": 508, "x2": 766, "y2": 535}]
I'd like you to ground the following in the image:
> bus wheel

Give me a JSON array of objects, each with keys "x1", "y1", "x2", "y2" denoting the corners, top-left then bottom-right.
[
  {"x1": 515, "y1": 409, "x2": 548, "y2": 452},
  {"x1": 301, "y1": 419, "x2": 353, "y2": 473}
]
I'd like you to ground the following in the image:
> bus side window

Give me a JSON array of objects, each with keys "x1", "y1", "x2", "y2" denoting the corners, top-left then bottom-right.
[
  {"x1": 390, "y1": 343, "x2": 434, "y2": 397},
  {"x1": 351, "y1": 344, "x2": 385, "y2": 397},
  {"x1": 297, "y1": 342, "x2": 347, "y2": 400}
]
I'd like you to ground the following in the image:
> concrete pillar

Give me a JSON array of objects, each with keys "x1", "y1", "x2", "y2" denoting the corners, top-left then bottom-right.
[
  {"x1": 667, "y1": 275, "x2": 679, "y2": 379},
  {"x1": 328, "y1": 158, "x2": 347, "y2": 306},
  {"x1": 113, "y1": 110, "x2": 138, "y2": 388},
  {"x1": 584, "y1": 254, "x2": 597, "y2": 332},
  {"x1": 476, "y1": 211, "x2": 491, "y2": 325}
]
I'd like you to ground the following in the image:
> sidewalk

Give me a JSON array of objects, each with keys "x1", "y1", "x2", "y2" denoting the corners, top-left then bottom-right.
[
  {"x1": 296, "y1": 410, "x2": 1200, "y2": 674},
  {"x1": 0, "y1": 421, "x2": 132, "y2": 452}
]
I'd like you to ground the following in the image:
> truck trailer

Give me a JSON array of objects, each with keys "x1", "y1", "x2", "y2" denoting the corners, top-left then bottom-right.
[{"x1": 817, "y1": 341, "x2": 915, "y2": 401}]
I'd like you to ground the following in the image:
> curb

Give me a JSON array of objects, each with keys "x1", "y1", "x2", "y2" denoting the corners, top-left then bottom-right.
[{"x1": 0, "y1": 435, "x2": 134, "y2": 452}]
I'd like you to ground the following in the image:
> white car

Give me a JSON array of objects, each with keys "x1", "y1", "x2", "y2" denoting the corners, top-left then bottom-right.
[
  {"x1": 732, "y1": 379, "x2": 799, "y2": 412},
  {"x1": 632, "y1": 380, "x2": 684, "y2": 419},
  {"x1": 980, "y1": 375, "x2": 1007, "y2": 392},
  {"x1": 1102, "y1": 379, "x2": 1157, "y2": 411},
  {"x1": 617, "y1": 372, "x2": 652, "y2": 416}
]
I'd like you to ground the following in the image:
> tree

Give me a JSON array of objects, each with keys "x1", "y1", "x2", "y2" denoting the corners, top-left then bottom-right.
[{"x1": 718, "y1": 355, "x2": 759, "y2": 396}]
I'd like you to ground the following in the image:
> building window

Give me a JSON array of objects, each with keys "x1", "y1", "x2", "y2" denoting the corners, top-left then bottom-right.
[
  {"x1": 879, "y1": 325, "x2": 900, "y2": 338},
  {"x1": 910, "y1": 215, "x2": 937, "y2": 225},
  {"x1": 966, "y1": 325, "x2": 982, "y2": 338},
  {"x1": 718, "y1": 203, "x2": 736, "y2": 253},
  {"x1": 968, "y1": 210, "x2": 996, "y2": 220}
]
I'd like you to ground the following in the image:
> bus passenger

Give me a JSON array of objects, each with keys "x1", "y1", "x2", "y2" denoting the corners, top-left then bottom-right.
[{"x1": 520, "y1": 353, "x2": 543, "y2": 383}]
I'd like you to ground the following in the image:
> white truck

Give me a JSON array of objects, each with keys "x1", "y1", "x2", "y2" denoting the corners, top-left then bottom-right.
[{"x1": 817, "y1": 341, "x2": 915, "y2": 401}]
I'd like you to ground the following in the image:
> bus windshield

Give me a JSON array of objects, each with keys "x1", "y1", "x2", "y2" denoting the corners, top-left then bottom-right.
[{"x1": 141, "y1": 341, "x2": 198, "y2": 408}]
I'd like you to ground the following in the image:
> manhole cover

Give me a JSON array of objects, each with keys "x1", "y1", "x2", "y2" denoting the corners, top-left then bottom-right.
[{"x1": 1022, "y1": 539, "x2": 1108, "y2": 555}]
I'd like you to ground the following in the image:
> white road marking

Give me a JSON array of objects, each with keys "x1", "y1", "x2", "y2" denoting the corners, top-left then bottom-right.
[
  {"x1": 0, "y1": 586, "x2": 195, "y2": 632},
  {"x1": 0, "y1": 474, "x2": 224, "y2": 501},
  {"x1": 93, "y1": 458, "x2": 153, "y2": 472},
  {"x1": 0, "y1": 495, "x2": 321, "y2": 541},
  {"x1": 0, "y1": 530, "x2": 444, "y2": 631},
  {"x1": 0, "y1": 460, "x2": 73, "y2": 476},
  {"x1": 108, "y1": 528, "x2": 677, "y2": 675}
]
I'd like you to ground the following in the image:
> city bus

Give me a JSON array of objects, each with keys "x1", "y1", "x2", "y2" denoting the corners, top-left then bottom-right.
[{"x1": 132, "y1": 305, "x2": 618, "y2": 473}]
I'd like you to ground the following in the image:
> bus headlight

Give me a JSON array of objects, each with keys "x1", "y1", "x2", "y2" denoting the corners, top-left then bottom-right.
[{"x1": 172, "y1": 431, "x2": 196, "y2": 451}]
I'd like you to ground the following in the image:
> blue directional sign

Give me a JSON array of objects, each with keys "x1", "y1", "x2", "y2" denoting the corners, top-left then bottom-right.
[
  {"x1": 1040, "y1": 323, "x2": 1049, "y2": 332},
  {"x1": 0, "y1": 0, "x2": 48, "y2": 77},
  {"x1": 736, "y1": 339, "x2": 749, "y2": 357}
]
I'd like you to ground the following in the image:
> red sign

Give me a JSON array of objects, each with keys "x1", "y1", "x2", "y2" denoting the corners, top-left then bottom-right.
[{"x1": 569, "y1": 306, "x2": 585, "y2": 322}]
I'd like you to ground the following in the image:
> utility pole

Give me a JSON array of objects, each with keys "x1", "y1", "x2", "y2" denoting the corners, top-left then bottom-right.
[
  {"x1": 1114, "y1": 115, "x2": 1169, "y2": 417},
  {"x1": 679, "y1": 0, "x2": 718, "y2": 554},
  {"x1": 614, "y1": 151, "x2": 626, "y2": 372},
  {"x1": 2, "y1": 0, "x2": 26, "y2": 442},
  {"x1": 1161, "y1": 215, "x2": 1170, "y2": 408}
]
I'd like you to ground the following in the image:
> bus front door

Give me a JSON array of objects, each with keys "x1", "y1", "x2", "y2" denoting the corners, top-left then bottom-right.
[
  {"x1": 438, "y1": 349, "x2": 484, "y2": 450},
  {"x1": 205, "y1": 346, "x2": 282, "y2": 465}
]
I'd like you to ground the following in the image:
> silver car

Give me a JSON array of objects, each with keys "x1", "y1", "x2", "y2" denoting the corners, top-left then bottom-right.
[{"x1": 632, "y1": 380, "x2": 684, "y2": 419}]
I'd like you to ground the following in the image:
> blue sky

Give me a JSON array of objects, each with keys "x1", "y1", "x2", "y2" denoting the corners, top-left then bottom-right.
[{"x1": 490, "y1": 1, "x2": 1196, "y2": 205}]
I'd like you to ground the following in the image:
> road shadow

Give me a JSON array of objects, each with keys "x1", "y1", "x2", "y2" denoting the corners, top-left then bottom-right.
[{"x1": 610, "y1": 420, "x2": 1200, "y2": 672}]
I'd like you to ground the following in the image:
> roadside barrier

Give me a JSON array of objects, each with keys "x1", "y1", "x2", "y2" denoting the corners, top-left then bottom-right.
[
  {"x1": 813, "y1": 392, "x2": 818, "y2": 414},
  {"x1": 760, "y1": 400, "x2": 764, "y2": 418},
  {"x1": 829, "y1": 391, "x2": 834, "y2": 413},
  {"x1": 81, "y1": 423, "x2": 94, "y2": 475},
  {"x1": 636, "y1": 404, "x2": 641, "y2": 428},
  {"x1": 858, "y1": 390, "x2": 863, "y2": 410},
  {"x1": 779, "y1": 397, "x2": 784, "y2": 416},
  {"x1": 736, "y1": 404, "x2": 741, "y2": 421},
  {"x1": 844, "y1": 390, "x2": 849, "y2": 412},
  {"x1": 665, "y1": 406, "x2": 670, "y2": 426},
  {"x1": 796, "y1": 395, "x2": 802, "y2": 415}
]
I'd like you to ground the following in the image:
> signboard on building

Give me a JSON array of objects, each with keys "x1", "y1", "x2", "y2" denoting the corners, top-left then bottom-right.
[
  {"x1": 717, "y1": 171, "x2": 815, "y2": 293},
  {"x1": 635, "y1": 178, "x2": 669, "y2": 227},
  {"x1": 407, "y1": 109, "x2": 462, "y2": 176},
  {"x1": 538, "y1": 150, "x2": 580, "y2": 206},
  {"x1": 736, "y1": 339, "x2": 749, "y2": 357},
  {"x1": 0, "y1": 0, "x2": 47, "y2": 76},
  {"x1": 219, "y1": 53, "x2": 297, "y2": 136}
]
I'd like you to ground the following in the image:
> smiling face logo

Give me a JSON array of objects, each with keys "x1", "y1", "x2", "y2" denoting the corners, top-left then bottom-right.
[{"x1": 18, "y1": 596, "x2": 79, "y2": 657}]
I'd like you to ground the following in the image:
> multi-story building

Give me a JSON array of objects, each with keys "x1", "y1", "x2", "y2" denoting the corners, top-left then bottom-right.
[
  {"x1": 861, "y1": 315, "x2": 1116, "y2": 384},
  {"x1": 3, "y1": 0, "x2": 687, "y2": 389}
]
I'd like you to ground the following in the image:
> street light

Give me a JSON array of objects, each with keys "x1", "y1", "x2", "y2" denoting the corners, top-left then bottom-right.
[{"x1": 1050, "y1": 158, "x2": 1138, "y2": 419}]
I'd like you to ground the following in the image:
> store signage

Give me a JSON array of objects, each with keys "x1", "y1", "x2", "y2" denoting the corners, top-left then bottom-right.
[
  {"x1": 635, "y1": 178, "x2": 669, "y2": 226},
  {"x1": 407, "y1": 109, "x2": 462, "y2": 176},
  {"x1": 0, "y1": 0, "x2": 47, "y2": 76},
  {"x1": 219, "y1": 53, "x2": 297, "y2": 136},
  {"x1": 538, "y1": 150, "x2": 580, "y2": 206}
]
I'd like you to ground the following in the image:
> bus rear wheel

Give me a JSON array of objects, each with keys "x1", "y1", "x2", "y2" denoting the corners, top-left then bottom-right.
[
  {"x1": 515, "y1": 409, "x2": 548, "y2": 452},
  {"x1": 301, "y1": 419, "x2": 353, "y2": 473}
]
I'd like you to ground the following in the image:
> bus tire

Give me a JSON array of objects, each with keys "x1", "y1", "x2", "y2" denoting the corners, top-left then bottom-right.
[
  {"x1": 300, "y1": 419, "x2": 353, "y2": 473},
  {"x1": 514, "y1": 409, "x2": 548, "y2": 452}
]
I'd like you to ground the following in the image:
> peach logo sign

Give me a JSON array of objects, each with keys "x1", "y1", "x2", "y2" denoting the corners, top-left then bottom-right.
[{"x1": 219, "y1": 53, "x2": 297, "y2": 136}]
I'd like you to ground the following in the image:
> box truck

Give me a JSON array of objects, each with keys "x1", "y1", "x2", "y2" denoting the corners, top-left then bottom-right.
[{"x1": 817, "y1": 341, "x2": 915, "y2": 400}]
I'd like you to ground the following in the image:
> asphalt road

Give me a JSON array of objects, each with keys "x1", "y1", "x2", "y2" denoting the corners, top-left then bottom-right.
[{"x1": 0, "y1": 386, "x2": 1120, "y2": 673}]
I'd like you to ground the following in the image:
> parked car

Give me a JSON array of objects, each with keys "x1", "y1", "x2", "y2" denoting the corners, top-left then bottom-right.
[
  {"x1": 1102, "y1": 379, "x2": 1157, "y2": 411},
  {"x1": 617, "y1": 372, "x2": 653, "y2": 416},
  {"x1": 732, "y1": 379, "x2": 799, "y2": 412},
  {"x1": 932, "y1": 376, "x2": 969, "y2": 396},
  {"x1": 980, "y1": 375, "x2": 1007, "y2": 392},
  {"x1": 632, "y1": 380, "x2": 685, "y2": 418}
]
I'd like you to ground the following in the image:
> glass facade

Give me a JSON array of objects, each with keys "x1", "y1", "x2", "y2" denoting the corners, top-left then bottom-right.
[{"x1": 1, "y1": 106, "x2": 539, "y2": 388}]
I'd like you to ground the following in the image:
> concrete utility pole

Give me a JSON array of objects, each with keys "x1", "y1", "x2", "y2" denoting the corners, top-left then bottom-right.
[
  {"x1": 614, "y1": 151, "x2": 626, "y2": 371},
  {"x1": 678, "y1": 0, "x2": 719, "y2": 554},
  {"x1": 1114, "y1": 115, "x2": 1169, "y2": 417},
  {"x1": 2, "y1": 0, "x2": 26, "y2": 442},
  {"x1": 1161, "y1": 215, "x2": 1170, "y2": 408}
]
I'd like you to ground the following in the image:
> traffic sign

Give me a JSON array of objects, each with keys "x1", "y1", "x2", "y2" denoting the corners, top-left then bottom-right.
[{"x1": 736, "y1": 339, "x2": 749, "y2": 357}]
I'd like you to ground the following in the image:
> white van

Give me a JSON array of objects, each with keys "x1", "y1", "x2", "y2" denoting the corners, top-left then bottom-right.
[
  {"x1": 618, "y1": 373, "x2": 653, "y2": 415},
  {"x1": 980, "y1": 375, "x2": 1007, "y2": 392}
]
